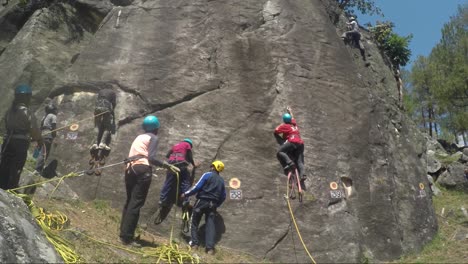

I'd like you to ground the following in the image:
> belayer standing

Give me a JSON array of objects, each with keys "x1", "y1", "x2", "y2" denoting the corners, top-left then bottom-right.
[
  {"x1": 91, "y1": 88, "x2": 116, "y2": 151},
  {"x1": 274, "y1": 106, "x2": 305, "y2": 180},
  {"x1": 119, "y1": 115, "x2": 180, "y2": 246},
  {"x1": 34, "y1": 104, "x2": 58, "y2": 176},
  {"x1": 157, "y1": 138, "x2": 200, "y2": 221},
  {"x1": 23, "y1": 103, "x2": 58, "y2": 195},
  {"x1": 181, "y1": 160, "x2": 226, "y2": 255},
  {"x1": 0, "y1": 84, "x2": 43, "y2": 190}
]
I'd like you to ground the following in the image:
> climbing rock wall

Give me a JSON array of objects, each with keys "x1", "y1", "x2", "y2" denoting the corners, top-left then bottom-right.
[
  {"x1": 0, "y1": 190, "x2": 63, "y2": 263},
  {"x1": 0, "y1": 0, "x2": 437, "y2": 262}
]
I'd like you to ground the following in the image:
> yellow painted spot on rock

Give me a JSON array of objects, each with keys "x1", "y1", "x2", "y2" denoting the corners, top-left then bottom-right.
[
  {"x1": 330, "y1": 181, "x2": 338, "y2": 190},
  {"x1": 229, "y1": 178, "x2": 241, "y2": 189}
]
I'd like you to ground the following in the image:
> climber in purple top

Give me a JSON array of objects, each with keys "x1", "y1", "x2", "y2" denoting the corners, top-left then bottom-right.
[{"x1": 155, "y1": 138, "x2": 201, "y2": 224}]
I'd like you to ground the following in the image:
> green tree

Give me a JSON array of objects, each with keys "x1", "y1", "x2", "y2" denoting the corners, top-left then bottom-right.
[
  {"x1": 409, "y1": 56, "x2": 438, "y2": 137},
  {"x1": 407, "y1": 5, "x2": 467, "y2": 141},
  {"x1": 369, "y1": 21, "x2": 413, "y2": 68},
  {"x1": 337, "y1": 0, "x2": 382, "y2": 16}
]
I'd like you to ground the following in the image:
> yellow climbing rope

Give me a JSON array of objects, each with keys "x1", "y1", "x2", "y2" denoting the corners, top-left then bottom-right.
[
  {"x1": 7, "y1": 191, "x2": 81, "y2": 263},
  {"x1": 285, "y1": 178, "x2": 317, "y2": 264},
  {"x1": 42, "y1": 110, "x2": 110, "y2": 136},
  {"x1": 8, "y1": 166, "x2": 196, "y2": 263},
  {"x1": 142, "y1": 169, "x2": 199, "y2": 263}
]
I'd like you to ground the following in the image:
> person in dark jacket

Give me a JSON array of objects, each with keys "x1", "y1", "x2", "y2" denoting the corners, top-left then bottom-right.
[
  {"x1": 0, "y1": 84, "x2": 43, "y2": 190},
  {"x1": 181, "y1": 160, "x2": 226, "y2": 255},
  {"x1": 119, "y1": 115, "x2": 179, "y2": 247},
  {"x1": 92, "y1": 88, "x2": 116, "y2": 151},
  {"x1": 274, "y1": 106, "x2": 305, "y2": 179}
]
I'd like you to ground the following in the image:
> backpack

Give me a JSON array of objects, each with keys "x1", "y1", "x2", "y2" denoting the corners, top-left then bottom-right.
[{"x1": 94, "y1": 97, "x2": 113, "y2": 115}]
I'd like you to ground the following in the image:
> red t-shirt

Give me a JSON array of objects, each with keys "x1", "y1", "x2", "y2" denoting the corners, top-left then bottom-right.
[
  {"x1": 168, "y1": 141, "x2": 192, "y2": 162},
  {"x1": 274, "y1": 118, "x2": 304, "y2": 144}
]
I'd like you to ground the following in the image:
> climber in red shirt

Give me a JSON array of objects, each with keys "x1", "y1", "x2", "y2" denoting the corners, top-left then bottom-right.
[{"x1": 274, "y1": 106, "x2": 305, "y2": 180}]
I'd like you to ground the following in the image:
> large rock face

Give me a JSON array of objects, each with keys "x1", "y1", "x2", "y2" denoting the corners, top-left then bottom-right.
[
  {"x1": 0, "y1": 190, "x2": 63, "y2": 263},
  {"x1": 0, "y1": 0, "x2": 438, "y2": 262}
]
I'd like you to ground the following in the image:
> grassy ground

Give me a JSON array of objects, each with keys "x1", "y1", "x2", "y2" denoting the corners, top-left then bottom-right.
[
  {"x1": 397, "y1": 185, "x2": 468, "y2": 263},
  {"x1": 33, "y1": 197, "x2": 260, "y2": 263}
]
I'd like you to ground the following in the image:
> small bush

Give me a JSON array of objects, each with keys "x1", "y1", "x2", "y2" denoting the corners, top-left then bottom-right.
[{"x1": 369, "y1": 21, "x2": 412, "y2": 68}]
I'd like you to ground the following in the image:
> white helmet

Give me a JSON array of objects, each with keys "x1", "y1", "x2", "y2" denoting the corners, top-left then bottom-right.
[{"x1": 349, "y1": 16, "x2": 356, "y2": 21}]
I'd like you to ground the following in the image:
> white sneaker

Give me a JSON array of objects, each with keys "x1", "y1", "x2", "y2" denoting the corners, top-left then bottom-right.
[
  {"x1": 90, "y1": 144, "x2": 98, "y2": 150},
  {"x1": 98, "y1": 143, "x2": 111, "y2": 151}
]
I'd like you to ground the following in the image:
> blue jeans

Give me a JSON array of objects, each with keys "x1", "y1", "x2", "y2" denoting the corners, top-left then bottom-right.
[
  {"x1": 190, "y1": 199, "x2": 217, "y2": 250},
  {"x1": 159, "y1": 165, "x2": 191, "y2": 207}
]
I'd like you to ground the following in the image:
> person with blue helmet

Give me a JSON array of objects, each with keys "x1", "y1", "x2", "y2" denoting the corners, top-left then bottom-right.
[
  {"x1": 119, "y1": 115, "x2": 180, "y2": 247},
  {"x1": 155, "y1": 138, "x2": 201, "y2": 224},
  {"x1": 274, "y1": 106, "x2": 306, "y2": 180},
  {"x1": 0, "y1": 84, "x2": 43, "y2": 190}
]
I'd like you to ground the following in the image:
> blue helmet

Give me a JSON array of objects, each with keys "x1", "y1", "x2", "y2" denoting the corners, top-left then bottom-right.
[
  {"x1": 184, "y1": 138, "x2": 193, "y2": 147},
  {"x1": 282, "y1": 113, "x2": 292, "y2": 123},
  {"x1": 142, "y1": 115, "x2": 160, "y2": 132},
  {"x1": 15, "y1": 84, "x2": 32, "y2": 95}
]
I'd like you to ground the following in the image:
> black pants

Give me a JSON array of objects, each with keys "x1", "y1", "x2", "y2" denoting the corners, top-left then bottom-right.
[
  {"x1": 277, "y1": 142, "x2": 305, "y2": 177},
  {"x1": 119, "y1": 164, "x2": 152, "y2": 241},
  {"x1": 95, "y1": 112, "x2": 113, "y2": 146},
  {"x1": 0, "y1": 138, "x2": 30, "y2": 190},
  {"x1": 35, "y1": 138, "x2": 53, "y2": 174},
  {"x1": 190, "y1": 199, "x2": 217, "y2": 250}
]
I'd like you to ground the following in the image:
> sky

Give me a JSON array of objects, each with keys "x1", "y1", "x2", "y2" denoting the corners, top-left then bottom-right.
[{"x1": 356, "y1": 0, "x2": 466, "y2": 69}]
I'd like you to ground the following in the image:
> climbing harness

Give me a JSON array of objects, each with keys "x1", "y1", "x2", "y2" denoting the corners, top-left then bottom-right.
[{"x1": 181, "y1": 202, "x2": 191, "y2": 234}]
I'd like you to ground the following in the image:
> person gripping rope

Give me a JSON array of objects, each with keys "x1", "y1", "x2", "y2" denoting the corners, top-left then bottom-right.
[
  {"x1": 181, "y1": 160, "x2": 226, "y2": 255},
  {"x1": 34, "y1": 104, "x2": 58, "y2": 176},
  {"x1": 0, "y1": 84, "x2": 43, "y2": 190},
  {"x1": 157, "y1": 138, "x2": 200, "y2": 219},
  {"x1": 119, "y1": 115, "x2": 180, "y2": 247},
  {"x1": 274, "y1": 106, "x2": 306, "y2": 180},
  {"x1": 91, "y1": 88, "x2": 116, "y2": 151}
]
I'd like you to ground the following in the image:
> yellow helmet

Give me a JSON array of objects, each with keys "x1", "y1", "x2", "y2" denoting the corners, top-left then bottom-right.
[{"x1": 211, "y1": 160, "x2": 224, "y2": 172}]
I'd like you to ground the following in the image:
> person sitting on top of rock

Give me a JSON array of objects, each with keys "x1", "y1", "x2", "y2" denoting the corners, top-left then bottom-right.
[
  {"x1": 91, "y1": 87, "x2": 116, "y2": 151},
  {"x1": 274, "y1": 106, "x2": 306, "y2": 180}
]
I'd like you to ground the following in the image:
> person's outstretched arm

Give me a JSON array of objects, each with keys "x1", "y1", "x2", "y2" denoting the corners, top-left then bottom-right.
[{"x1": 286, "y1": 106, "x2": 294, "y2": 119}]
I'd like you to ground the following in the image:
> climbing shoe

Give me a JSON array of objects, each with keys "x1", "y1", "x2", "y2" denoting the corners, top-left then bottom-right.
[
  {"x1": 153, "y1": 205, "x2": 171, "y2": 225},
  {"x1": 283, "y1": 163, "x2": 296, "y2": 172},
  {"x1": 98, "y1": 143, "x2": 111, "y2": 151},
  {"x1": 120, "y1": 238, "x2": 142, "y2": 248}
]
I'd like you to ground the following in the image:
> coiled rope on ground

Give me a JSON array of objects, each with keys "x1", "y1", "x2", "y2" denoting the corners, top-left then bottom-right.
[{"x1": 8, "y1": 166, "x2": 197, "y2": 263}]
